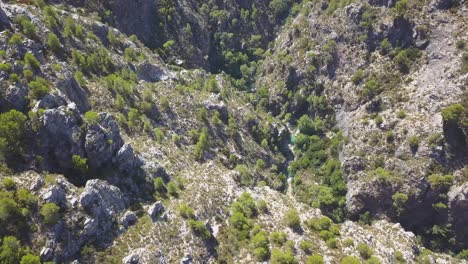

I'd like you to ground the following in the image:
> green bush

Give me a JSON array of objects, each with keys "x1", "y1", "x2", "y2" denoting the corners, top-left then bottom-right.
[
  {"x1": 178, "y1": 203, "x2": 195, "y2": 219},
  {"x1": 341, "y1": 256, "x2": 360, "y2": 264},
  {"x1": 457, "y1": 249, "x2": 468, "y2": 260},
  {"x1": 188, "y1": 219, "x2": 211, "y2": 240},
  {"x1": 234, "y1": 164, "x2": 253, "y2": 186},
  {"x1": 8, "y1": 34, "x2": 22, "y2": 45},
  {"x1": 357, "y1": 243, "x2": 374, "y2": 259},
  {"x1": 284, "y1": 208, "x2": 301, "y2": 230},
  {"x1": 326, "y1": 237, "x2": 337, "y2": 248},
  {"x1": 306, "y1": 254, "x2": 324, "y2": 264},
  {"x1": 392, "y1": 192, "x2": 408, "y2": 211},
  {"x1": 231, "y1": 192, "x2": 257, "y2": 218},
  {"x1": 257, "y1": 199, "x2": 268, "y2": 213},
  {"x1": 408, "y1": 135, "x2": 420, "y2": 150},
  {"x1": 84, "y1": 111, "x2": 100, "y2": 125},
  {"x1": 270, "y1": 248, "x2": 298, "y2": 264},
  {"x1": 167, "y1": 181, "x2": 179, "y2": 197},
  {"x1": 362, "y1": 79, "x2": 382, "y2": 98},
  {"x1": 367, "y1": 256, "x2": 382, "y2": 264},
  {"x1": 0, "y1": 110, "x2": 27, "y2": 154},
  {"x1": 40, "y1": 202, "x2": 60, "y2": 225},
  {"x1": 380, "y1": 38, "x2": 391, "y2": 54},
  {"x1": 394, "y1": 250, "x2": 405, "y2": 262},
  {"x1": 428, "y1": 174, "x2": 453, "y2": 190},
  {"x1": 23, "y1": 70, "x2": 33, "y2": 80},
  {"x1": 441, "y1": 104, "x2": 464, "y2": 123},
  {"x1": 16, "y1": 189, "x2": 37, "y2": 208},
  {"x1": 251, "y1": 230, "x2": 269, "y2": 261},
  {"x1": 47, "y1": 33, "x2": 61, "y2": 52},
  {"x1": 24, "y1": 53, "x2": 40, "y2": 69},
  {"x1": 194, "y1": 128, "x2": 209, "y2": 161},
  {"x1": 0, "y1": 63, "x2": 12, "y2": 72},
  {"x1": 299, "y1": 240, "x2": 313, "y2": 254},
  {"x1": 71, "y1": 155, "x2": 88, "y2": 173},
  {"x1": 2, "y1": 178, "x2": 16, "y2": 190},
  {"x1": 351, "y1": 69, "x2": 364, "y2": 84},
  {"x1": 394, "y1": 48, "x2": 421, "y2": 73},
  {"x1": 153, "y1": 177, "x2": 166, "y2": 195},
  {"x1": 270, "y1": 231, "x2": 287, "y2": 246},
  {"x1": 396, "y1": 110, "x2": 406, "y2": 119},
  {"x1": 308, "y1": 216, "x2": 333, "y2": 231},
  {"x1": 28, "y1": 77, "x2": 49, "y2": 99},
  {"x1": 107, "y1": 29, "x2": 118, "y2": 46},
  {"x1": 0, "y1": 236, "x2": 28, "y2": 264},
  {"x1": 15, "y1": 16, "x2": 37, "y2": 39},
  {"x1": 20, "y1": 254, "x2": 41, "y2": 264}
]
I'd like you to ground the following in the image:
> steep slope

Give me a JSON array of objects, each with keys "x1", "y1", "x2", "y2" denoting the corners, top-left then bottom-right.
[{"x1": 0, "y1": 0, "x2": 467, "y2": 263}]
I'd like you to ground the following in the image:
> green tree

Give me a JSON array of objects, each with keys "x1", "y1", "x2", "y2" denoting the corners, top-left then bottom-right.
[
  {"x1": 20, "y1": 254, "x2": 41, "y2": 264},
  {"x1": 252, "y1": 230, "x2": 269, "y2": 261},
  {"x1": 84, "y1": 111, "x2": 100, "y2": 125},
  {"x1": 285, "y1": 208, "x2": 301, "y2": 231},
  {"x1": 306, "y1": 254, "x2": 324, "y2": 264},
  {"x1": 71, "y1": 155, "x2": 88, "y2": 174},
  {"x1": 40, "y1": 202, "x2": 60, "y2": 225},
  {"x1": 0, "y1": 110, "x2": 27, "y2": 156},
  {"x1": 28, "y1": 77, "x2": 49, "y2": 99},
  {"x1": 0, "y1": 236, "x2": 26, "y2": 264},
  {"x1": 153, "y1": 177, "x2": 166, "y2": 195},
  {"x1": 2, "y1": 178, "x2": 16, "y2": 190},
  {"x1": 24, "y1": 53, "x2": 40, "y2": 69},
  {"x1": 47, "y1": 33, "x2": 61, "y2": 52},
  {"x1": 188, "y1": 219, "x2": 211, "y2": 240},
  {"x1": 270, "y1": 248, "x2": 298, "y2": 264}
]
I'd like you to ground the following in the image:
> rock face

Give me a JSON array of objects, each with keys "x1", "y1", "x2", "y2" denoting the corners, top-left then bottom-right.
[
  {"x1": 57, "y1": 77, "x2": 90, "y2": 113},
  {"x1": 137, "y1": 61, "x2": 174, "y2": 82},
  {"x1": 84, "y1": 113, "x2": 124, "y2": 170},
  {"x1": 38, "y1": 103, "x2": 84, "y2": 171},
  {"x1": 448, "y1": 183, "x2": 468, "y2": 246},
  {"x1": 148, "y1": 201, "x2": 164, "y2": 221},
  {"x1": 5, "y1": 84, "x2": 28, "y2": 111}
]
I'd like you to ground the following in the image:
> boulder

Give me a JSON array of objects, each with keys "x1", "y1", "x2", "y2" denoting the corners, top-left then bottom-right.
[
  {"x1": 122, "y1": 247, "x2": 161, "y2": 264},
  {"x1": 120, "y1": 211, "x2": 138, "y2": 228},
  {"x1": 84, "y1": 113, "x2": 124, "y2": 169},
  {"x1": 148, "y1": 201, "x2": 164, "y2": 221},
  {"x1": 57, "y1": 77, "x2": 90, "y2": 113},
  {"x1": 36, "y1": 94, "x2": 67, "y2": 110},
  {"x1": 448, "y1": 183, "x2": 468, "y2": 247},
  {"x1": 40, "y1": 185, "x2": 66, "y2": 207},
  {"x1": 137, "y1": 61, "x2": 174, "y2": 82},
  {"x1": 80, "y1": 179, "x2": 127, "y2": 218},
  {"x1": 38, "y1": 103, "x2": 84, "y2": 171},
  {"x1": 113, "y1": 144, "x2": 143, "y2": 173},
  {"x1": 5, "y1": 84, "x2": 28, "y2": 111}
]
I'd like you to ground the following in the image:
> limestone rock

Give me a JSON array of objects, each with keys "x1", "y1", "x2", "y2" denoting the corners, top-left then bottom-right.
[
  {"x1": 57, "y1": 77, "x2": 90, "y2": 113},
  {"x1": 148, "y1": 201, "x2": 164, "y2": 221},
  {"x1": 5, "y1": 84, "x2": 28, "y2": 111}
]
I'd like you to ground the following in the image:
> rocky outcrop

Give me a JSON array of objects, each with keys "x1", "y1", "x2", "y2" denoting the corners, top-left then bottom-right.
[
  {"x1": 448, "y1": 183, "x2": 468, "y2": 247},
  {"x1": 122, "y1": 247, "x2": 162, "y2": 264},
  {"x1": 38, "y1": 103, "x2": 84, "y2": 171},
  {"x1": 84, "y1": 113, "x2": 124, "y2": 170},
  {"x1": 57, "y1": 77, "x2": 90, "y2": 113},
  {"x1": 148, "y1": 201, "x2": 164, "y2": 222},
  {"x1": 5, "y1": 84, "x2": 28, "y2": 111},
  {"x1": 137, "y1": 61, "x2": 175, "y2": 82}
]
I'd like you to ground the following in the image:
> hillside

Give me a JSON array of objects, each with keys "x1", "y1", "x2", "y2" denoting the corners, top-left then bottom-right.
[{"x1": 0, "y1": 0, "x2": 467, "y2": 263}]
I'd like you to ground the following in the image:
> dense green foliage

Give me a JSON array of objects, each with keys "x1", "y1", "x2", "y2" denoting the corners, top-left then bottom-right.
[{"x1": 0, "y1": 110, "x2": 27, "y2": 157}]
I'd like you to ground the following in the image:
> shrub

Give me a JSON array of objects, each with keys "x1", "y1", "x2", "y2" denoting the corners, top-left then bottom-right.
[
  {"x1": 154, "y1": 128, "x2": 165, "y2": 143},
  {"x1": 428, "y1": 174, "x2": 453, "y2": 190},
  {"x1": 394, "y1": 48, "x2": 421, "y2": 73},
  {"x1": 270, "y1": 248, "x2": 298, "y2": 264},
  {"x1": 441, "y1": 104, "x2": 464, "y2": 123},
  {"x1": 188, "y1": 219, "x2": 211, "y2": 240},
  {"x1": 153, "y1": 177, "x2": 166, "y2": 194},
  {"x1": 306, "y1": 254, "x2": 324, "y2": 264},
  {"x1": 392, "y1": 192, "x2": 408, "y2": 211},
  {"x1": 367, "y1": 256, "x2": 382, "y2": 264},
  {"x1": 457, "y1": 249, "x2": 468, "y2": 260},
  {"x1": 380, "y1": 38, "x2": 391, "y2": 54},
  {"x1": 351, "y1": 69, "x2": 364, "y2": 84},
  {"x1": 300, "y1": 240, "x2": 313, "y2": 254},
  {"x1": 40, "y1": 202, "x2": 60, "y2": 225},
  {"x1": 71, "y1": 155, "x2": 88, "y2": 173},
  {"x1": 326, "y1": 237, "x2": 337, "y2": 248},
  {"x1": 9, "y1": 73, "x2": 19, "y2": 83},
  {"x1": 394, "y1": 250, "x2": 405, "y2": 262},
  {"x1": 0, "y1": 110, "x2": 27, "y2": 154},
  {"x1": 343, "y1": 238, "x2": 354, "y2": 247},
  {"x1": 0, "y1": 63, "x2": 12, "y2": 72},
  {"x1": 167, "y1": 181, "x2": 179, "y2": 197},
  {"x1": 341, "y1": 256, "x2": 361, "y2": 264},
  {"x1": 231, "y1": 192, "x2": 257, "y2": 218},
  {"x1": 396, "y1": 110, "x2": 406, "y2": 119},
  {"x1": 47, "y1": 33, "x2": 61, "y2": 52},
  {"x1": 178, "y1": 203, "x2": 195, "y2": 219},
  {"x1": 0, "y1": 197, "x2": 20, "y2": 221},
  {"x1": 308, "y1": 216, "x2": 333, "y2": 231},
  {"x1": 17, "y1": 17, "x2": 37, "y2": 39},
  {"x1": 24, "y1": 52, "x2": 40, "y2": 69},
  {"x1": 357, "y1": 243, "x2": 374, "y2": 259},
  {"x1": 28, "y1": 77, "x2": 49, "y2": 99},
  {"x1": 16, "y1": 189, "x2": 37, "y2": 208},
  {"x1": 124, "y1": 47, "x2": 138, "y2": 62},
  {"x1": 270, "y1": 231, "x2": 287, "y2": 246},
  {"x1": 0, "y1": 236, "x2": 27, "y2": 264},
  {"x1": 408, "y1": 135, "x2": 420, "y2": 150},
  {"x1": 362, "y1": 79, "x2": 382, "y2": 98},
  {"x1": 252, "y1": 230, "x2": 269, "y2": 261},
  {"x1": 84, "y1": 111, "x2": 100, "y2": 125},
  {"x1": 194, "y1": 128, "x2": 209, "y2": 161},
  {"x1": 8, "y1": 34, "x2": 22, "y2": 45},
  {"x1": 234, "y1": 164, "x2": 253, "y2": 186},
  {"x1": 2, "y1": 178, "x2": 16, "y2": 190},
  {"x1": 257, "y1": 199, "x2": 268, "y2": 213},
  {"x1": 20, "y1": 254, "x2": 41, "y2": 264},
  {"x1": 107, "y1": 29, "x2": 118, "y2": 46},
  {"x1": 285, "y1": 208, "x2": 301, "y2": 231}
]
